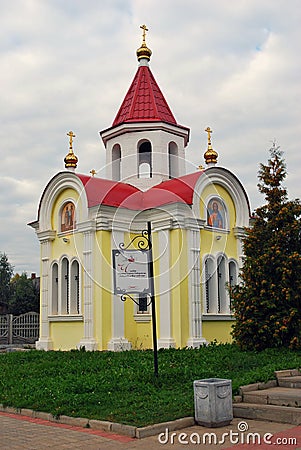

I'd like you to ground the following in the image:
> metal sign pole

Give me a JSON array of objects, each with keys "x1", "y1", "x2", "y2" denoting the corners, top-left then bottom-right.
[
  {"x1": 147, "y1": 221, "x2": 158, "y2": 377},
  {"x1": 112, "y1": 222, "x2": 158, "y2": 377}
]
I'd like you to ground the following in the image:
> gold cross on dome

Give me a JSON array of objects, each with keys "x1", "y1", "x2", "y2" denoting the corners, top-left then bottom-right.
[
  {"x1": 90, "y1": 169, "x2": 96, "y2": 177},
  {"x1": 205, "y1": 127, "x2": 212, "y2": 144},
  {"x1": 67, "y1": 131, "x2": 76, "y2": 151},
  {"x1": 140, "y1": 24, "x2": 148, "y2": 43}
]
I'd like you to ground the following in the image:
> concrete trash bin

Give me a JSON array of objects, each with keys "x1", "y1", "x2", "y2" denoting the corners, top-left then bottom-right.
[{"x1": 193, "y1": 378, "x2": 233, "y2": 427}]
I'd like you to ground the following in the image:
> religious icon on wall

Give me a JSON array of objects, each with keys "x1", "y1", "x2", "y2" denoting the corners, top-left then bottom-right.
[
  {"x1": 61, "y1": 202, "x2": 75, "y2": 232},
  {"x1": 207, "y1": 198, "x2": 225, "y2": 229}
]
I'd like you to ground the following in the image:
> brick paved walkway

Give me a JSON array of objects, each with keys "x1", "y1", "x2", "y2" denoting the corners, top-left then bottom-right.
[{"x1": 1, "y1": 411, "x2": 301, "y2": 449}]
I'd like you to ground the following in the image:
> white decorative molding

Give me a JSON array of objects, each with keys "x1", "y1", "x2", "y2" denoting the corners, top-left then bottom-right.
[
  {"x1": 187, "y1": 337, "x2": 207, "y2": 348},
  {"x1": 134, "y1": 313, "x2": 151, "y2": 323},
  {"x1": 38, "y1": 172, "x2": 89, "y2": 232},
  {"x1": 37, "y1": 230, "x2": 56, "y2": 242},
  {"x1": 202, "y1": 314, "x2": 235, "y2": 321},
  {"x1": 77, "y1": 338, "x2": 97, "y2": 351},
  {"x1": 36, "y1": 338, "x2": 53, "y2": 351},
  {"x1": 108, "y1": 230, "x2": 131, "y2": 351},
  {"x1": 157, "y1": 230, "x2": 176, "y2": 349},
  {"x1": 186, "y1": 227, "x2": 206, "y2": 348},
  {"x1": 78, "y1": 229, "x2": 97, "y2": 351},
  {"x1": 107, "y1": 337, "x2": 132, "y2": 352},
  {"x1": 101, "y1": 121, "x2": 190, "y2": 147},
  {"x1": 35, "y1": 238, "x2": 54, "y2": 351},
  {"x1": 158, "y1": 337, "x2": 177, "y2": 349},
  {"x1": 48, "y1": 315, "x2": 83, "y2": 322}
]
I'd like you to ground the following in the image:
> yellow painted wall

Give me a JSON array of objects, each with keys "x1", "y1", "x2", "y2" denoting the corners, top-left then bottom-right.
[
  {"x1": 51, "y1": 188, "x2": 80, "y2": 230},
  {"x1": 200, "y1": 184, "x2": 238, "y2": 258},
  {"x1": 199, "y1": 184, "x2": 238, "y2": 343},
  {"x1": 50, "y1": 321, "x2": 84, "y2": 350},
  {"x1": 123, "y1": 299, "x2": 152, "y2": 349},
  {"x1": 51, "y1": 189, "x2": 84, "y2": 267},
  {"x1": 170, "y1": 228, "x2": 189, "y2": 348},
  {"x1": 202, "y1": 320, "x2": 234, "y2": 344}
]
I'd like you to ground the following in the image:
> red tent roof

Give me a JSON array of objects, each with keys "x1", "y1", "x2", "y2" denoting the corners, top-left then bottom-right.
[
  {"x1": 76, "y1": 172, "x2": 203, "y2": 210},
  {"x1": 112, "y1": 65, "x2": 177, "y2": 126}
]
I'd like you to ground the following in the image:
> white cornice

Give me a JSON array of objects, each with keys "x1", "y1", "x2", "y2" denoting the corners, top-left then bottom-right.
[
  {"x1": 100, "y1": 121, "x2": 190, "y2": 146},
  {"x1": 37, "y1": 230, "x2": 56, "y2": 242}
]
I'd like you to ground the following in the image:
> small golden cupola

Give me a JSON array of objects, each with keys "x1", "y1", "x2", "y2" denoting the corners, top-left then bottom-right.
[
  {"x1": 204, "y1": 126, "x2": 218, "y2": 166},
  {"x1": 64, "y1": 130, "x2": 78, "y2": 171},
  {"x1": 136, "y1": 24, "x2": 152, "y2": 64}
]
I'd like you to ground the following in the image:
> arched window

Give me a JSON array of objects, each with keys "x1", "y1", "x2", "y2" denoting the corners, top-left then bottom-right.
[
  {"x1": 51, "y1": 263, "x2": 58, "y2": 315},
  {"x1": 112, "y1": 144, "x2": 121, "y2": 181},
  {"x1": 61, "y1": 258, "x2": 69, "y2": 314},
  {"x1": 70, "y1": 260, "x2": 80, "y2": 314},
  {"x1": 138, "y1": 141, "x2": 152, "y2": 178},
  {"x1": 229, "y1": 260, "x2": 238, "y2": 288},
  {"x1": 204, "y1": 258, "x2": 215, "y2": 313},
  {"x1": 168, "y1": 142, "x2": 178, "y2": 179},
  {"x1": 203, "y1": 255, "x2": 232, "y2": 315},
  {"x1": 217, "y1": 255, "x2": 227, "y2": 313},
  {"x1": 61, "y1": 202, "x2": 75, "y2": 232},
  {"x1": 51, "y1": 258, "x2": 81, "y2": 316}
]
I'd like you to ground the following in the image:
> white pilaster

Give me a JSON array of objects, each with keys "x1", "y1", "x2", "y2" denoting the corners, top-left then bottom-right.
[
  {"x1": 157, "y1": 229, "x2": 176, "y2": 348},
  {"x1": 78, "y1": 229, "x2": 97, "y2": 351},
  {"x1": 186, "y1": 222, "x2": 207, "y2": 348},
  {"x1": 108, "y1": 230, "x2": 131, "y2": 351},
  {"x1": 35, "y1": 231, "x2": 55, "y2": 351}
]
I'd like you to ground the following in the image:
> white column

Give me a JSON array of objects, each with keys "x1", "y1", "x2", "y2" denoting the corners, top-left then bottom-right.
[
  {"x1": 35, "y1": 231, "x2": 55, "y2": 350},
  {"x1": 78, "y1": 230, "x2": 97, "y2": 351},
  {"x1": 157, "y1": 229, "x2": 176, "y2": 348},
  {"x1": 186, "y1": 224, "x2": 207, "y2": 347},
  {"x1": 108, "y1": 230, "x2": 131, "y2": 351}
]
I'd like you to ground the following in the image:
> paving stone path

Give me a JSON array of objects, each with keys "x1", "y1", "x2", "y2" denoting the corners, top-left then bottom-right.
[{"x1": 1, "y1": 412, "x2": 301, "y2": 449}]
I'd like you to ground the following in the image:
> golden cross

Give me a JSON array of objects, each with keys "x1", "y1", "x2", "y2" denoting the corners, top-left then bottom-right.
[
  {"x1": 205, "y1": 126, "x2": 212, "y2": 144},
  {"x1": 140, "y1": 24, "x2": 148, "y2": 43},
  {"x1": 67, "y1": 131, "x2": 76, "y2": 151},
  {"x1": 90, "y1": 169, "x2": 96, "y2": 177}
]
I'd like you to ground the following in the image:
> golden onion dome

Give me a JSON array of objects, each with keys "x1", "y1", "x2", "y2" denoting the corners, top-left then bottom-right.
[
  {"x1": 64, "y1": 131, "x2": 78, "y2": 170},
  {"x1": 64, "y1": 151, "x2": 78, "y2": 169},
  {"x1": 204, "y1": 126, "x2": 218, "y2": 165},
  {"x1": 136, "y1": 24, "x2": 152, "y2": 62}
]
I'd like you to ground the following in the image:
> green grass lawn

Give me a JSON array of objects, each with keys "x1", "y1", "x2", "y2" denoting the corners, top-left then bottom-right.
[{"x1": 0, "y1": 343, "x2": 300, "y2": 427}]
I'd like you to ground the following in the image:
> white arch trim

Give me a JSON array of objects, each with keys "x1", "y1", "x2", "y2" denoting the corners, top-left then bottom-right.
[
  {"x1": 38, "y1": 172, "x2": 89, "y2": 232},
  {"x1": 192, "y1": 167, "x2": 250, "y2": 228}
]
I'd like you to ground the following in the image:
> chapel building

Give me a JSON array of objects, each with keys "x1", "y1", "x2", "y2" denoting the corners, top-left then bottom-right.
[{"x1": 29, "y1": 26, "x2": 250, "y2": 351}]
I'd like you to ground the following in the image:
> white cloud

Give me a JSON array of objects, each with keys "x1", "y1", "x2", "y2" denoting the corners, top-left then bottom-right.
[{"x1": 0, "y1": 0, "x2": 300, "y2": 273}]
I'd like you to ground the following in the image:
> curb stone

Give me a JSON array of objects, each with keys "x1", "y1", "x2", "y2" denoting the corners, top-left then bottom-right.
[
  {"x1": 0, "y1": 405, "x2": 195, "y2": 439},
  {"x1": 136, "y1": 417, "x2": 195, "y2": 439}
]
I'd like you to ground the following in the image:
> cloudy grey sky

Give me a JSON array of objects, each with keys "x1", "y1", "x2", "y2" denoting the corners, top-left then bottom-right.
[{"x1": 1, "y1": 0, "x2": 300, "y2": 275}]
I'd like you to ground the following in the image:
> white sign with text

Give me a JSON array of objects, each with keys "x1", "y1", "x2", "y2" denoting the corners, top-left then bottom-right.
[{"x1": 112, "y1": 249, "x2": 152, "y2": 294}]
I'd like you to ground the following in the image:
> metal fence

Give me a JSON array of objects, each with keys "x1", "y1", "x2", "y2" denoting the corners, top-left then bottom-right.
[{"x1": 0, "y1": 312, "x2": 39, "y2": 345}]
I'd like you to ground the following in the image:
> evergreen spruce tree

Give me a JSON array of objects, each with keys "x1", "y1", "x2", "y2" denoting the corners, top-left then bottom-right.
[
  {"x1": 231, "y1": 144, "x2": 301, "y2": 350},
  {"x1": 0, "y1": 252, "x2": 13, "y2": 310}
]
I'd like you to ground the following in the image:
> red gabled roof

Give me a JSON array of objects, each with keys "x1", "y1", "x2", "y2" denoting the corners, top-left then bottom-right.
[
  {"x1": 75, "y1": 172, "x2": 203, "y2": 210},
  {"x1": 112, "y1": 65, "x2": 177, "y2": 126},
  {"x1": 75, "y1": 174, "x2": 140, "y2": 208}
]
